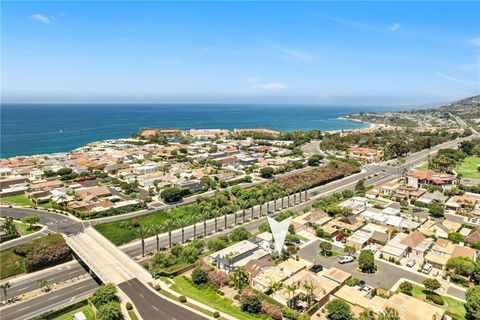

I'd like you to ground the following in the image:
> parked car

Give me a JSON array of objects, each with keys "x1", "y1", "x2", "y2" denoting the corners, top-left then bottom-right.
[
  {"x1": 362, "y1": 285, "x2": 373, "y2": 293},
  {"x1": 291, "y1": 237, "x2": 301, "y2": 244},
  {"x1": 422, "y1": 263, "x2": 432, "y2": 274},
  {"x1": 310, "y1": 264, "x2": 323, "y2": 273},
  {"x1": 338, "y1": 255, "x2": 354, "y2": 264},
  {"x1": 406, "y1": 259, "x2": 416, "y2": 268},
  {"x1": 335, "y1": 233, "x2": 345, "y2": 242}
]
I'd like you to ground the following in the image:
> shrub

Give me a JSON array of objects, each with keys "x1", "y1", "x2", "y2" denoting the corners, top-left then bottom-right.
[
  {"x1": 191, "y1": 268, "x2": 208, "y2": 285},
  {"x1": 241, "y1": 295, "x2": 261, "y2": 313},
  {"x1": 261, "y1": 301, "x2": 282, "y2": 320},
  {"x1": 346, "y1": 278, "x2": 359, "y2": 287},
  {"x1": 126, "y1": 302, "x2": 133, "y2": 310},
  {"x1": 208, "y1": 270, "x2": 229, "y2": 287},
  {"x1": 426, "y1": 294, "x2": 444, "y2": 305},
  {"x1": 399, "y1": 281, "x2": 413, "y2": 295},
  {"x1": 213, "y1": 311, "x2": 220, "y2": 318},
  {"x1": 233, "y1": 294, "x2": 240, "y2": 300},
  {"x1": 450, "y1": 274, "x2": 470, "y2": 287},
  {"x1": 97, "y1": 302, "x2": 123, "y2": 320},
  {"x1": 91, "y1": 283, "x2": 119, "y2": 308},
  {"x1": 179, "y1": 295, "x2": 187, "y2": 303}
]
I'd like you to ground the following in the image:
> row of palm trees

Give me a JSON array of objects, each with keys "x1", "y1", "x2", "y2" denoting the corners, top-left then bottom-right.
[{"x1": 135, "y1": 183, "x2": 310, "y2": 256}]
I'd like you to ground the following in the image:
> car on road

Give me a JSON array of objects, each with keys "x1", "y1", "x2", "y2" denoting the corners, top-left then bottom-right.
[
  {"x1": 310, "y1": 264, "x2": 323, "y2": 273},
  {"x1": 406, "y1": 259, "x2": 416, "y2": 268},
  {"x1": 338, "y1": 255, "x2": 354, "y2": 264},
  {"x1": 422, "y1": 263, "x2": 432, "y2": 274}
]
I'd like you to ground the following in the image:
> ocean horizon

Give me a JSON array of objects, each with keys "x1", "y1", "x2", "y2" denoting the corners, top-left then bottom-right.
[{"x1": 1, "y1": 103, "x2": 413, "y2": 158}]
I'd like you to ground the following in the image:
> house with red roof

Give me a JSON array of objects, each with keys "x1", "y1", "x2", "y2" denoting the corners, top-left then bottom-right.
[{"x1": 406, "y1": 170, "x2": 456, "y2": 189}]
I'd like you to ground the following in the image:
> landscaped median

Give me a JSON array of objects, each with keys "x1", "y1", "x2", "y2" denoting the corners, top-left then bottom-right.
[
  {"x1": 1, "y1": 194, "x2": 53, "y2": 209},
  {"x1": 94, "y1": 160, "x2": 361, "y2": 246}
]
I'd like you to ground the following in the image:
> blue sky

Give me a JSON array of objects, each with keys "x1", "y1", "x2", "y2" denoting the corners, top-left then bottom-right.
[{"x1": 2, "y1": 1, "x2": 479, "y2": 105}]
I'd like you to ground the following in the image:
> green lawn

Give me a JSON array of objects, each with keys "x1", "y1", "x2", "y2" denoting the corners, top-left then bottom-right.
[
  {"x1": 395, "y1": 283, "x2": 465, "y2": 320},
  {"x1": 54, "y1": 306, "x2": 95, "y2": 320},
  {"x1": 170, "y1": 276, "x2": 269, "y2": 320},
  {"x1": 95, "y1": 205, "x2": 199, "y2": 245},
  {"x1": 14, "y1": 221, "x2": 34, "y2": 236},
  {"x1": 0, "y1": 234, "x2": 69, "y2": 279},
  {"x1": 456, "y1": 156, "x2": 480, "y2": 179},
  {"x1": 0, "y1": 195, "x2": 52, "y2": 209},
  {"x1": 319, "y1": 250, "x2": 341, "y2": 257}
]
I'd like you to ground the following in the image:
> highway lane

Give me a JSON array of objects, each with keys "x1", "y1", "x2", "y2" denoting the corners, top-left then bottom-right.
[
  {"x1": 118, "y1": 278, "x2": 208, "y2": 320},
  {"x1": 0, "y1": 278, "x2": 98, "y2": 320}
]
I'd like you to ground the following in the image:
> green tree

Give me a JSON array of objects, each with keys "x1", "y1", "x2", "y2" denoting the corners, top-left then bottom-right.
[
  {"x1": 399, "y1": 281, "x2": 413, "y2": 295},
  {"x1": 260, "y1": 167, "x2": 275, "y2": 178},
  {"x1": 160, "y1": 187, "x2": 186, "y2": 203},
  {"x1": 191, "y1": 268, "x2": 208, "y2": 285},
  {"x1": 326, "y1": 299, "x2": 353, "y2": 320},
  {"x1": 446, "y1": 256, "x2": 476, "y2": 278},
  {"x1": 150, "y1": 223, "x2": 163, "y2": 251},
  {"x1": 162, "y1": 218, "x2": 177, "y2": 247},
  {"x1": 358, "y1": 250, "x2": 376, "y2": 273},
  {"x1": 91, "y1": 283, "x2": 119, "y2": 308},
  {"x1": 22, "y1": 215, "x2": 39, "y2": 229},
  {"x1": 428, "y1": 202, "x2": 445, "y2": 218},
  {"x1": 308, "y1": 155, "x2": 323, "y2": 166},
  {"x1": 358, "y1": 309, "x2": 376, "y2": 320},
  {"x1": 241, "y1": 295, "x2": 262, "y2": 313},
  {"x1": 377, "y1": 307, "x2": 401, "y2": 320},
  {"x1": 423, "y1": 278, "x2": 441, "y2": 293},
  {"x1": 231, "y1": 267, "x2": 249, "y2": 289},
  {"x1": 97, "y1": 301, "x2": 123, "y2": 320},
  {"x1": 344, "y1": 245, "x2": 356, "y2": 256},
  {"x1": 320, "y1": 241, "x2": 333, "y2": 256},
  {"x1": 136, "y1": 225, "x2": 149, "y2": 257},
  {"x1": 230, "y1": 227, "x2": 251, "y2": 242},
  {"x1": 0, "y1": 282, "x2": 11, "y2": 303},
  {"x1": 37, "y1": 278, "x2": 51, "y2": 292},
  {"x1": 355, "y1": 179, "x2": 366, "y2": 194},
  {"x1": 465, "y1": 285, "x2": 480, "y2": 320}
]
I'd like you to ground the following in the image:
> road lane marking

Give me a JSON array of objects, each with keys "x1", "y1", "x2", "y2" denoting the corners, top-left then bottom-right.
[
  {"x1": 153, "y1": 306, "x2": 159, "y2": 311},
  {"x1": 139, "y1": 293, "x2": 144, "y2": 299}
]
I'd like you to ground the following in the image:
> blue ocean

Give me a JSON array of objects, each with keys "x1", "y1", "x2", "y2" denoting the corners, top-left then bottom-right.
[{"x1": 1, "y1": 103, "x2": 407, "y2": 158}]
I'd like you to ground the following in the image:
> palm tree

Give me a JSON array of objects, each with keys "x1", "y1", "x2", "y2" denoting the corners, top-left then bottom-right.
[
  {"x1": 267, "y1": 279, "x2": 282, "y2": 293},
  {"x1": 0, "y1": 282, "x2": 11, "y2": 303},
  {"x1": 200, "y1": 207, "x2": 209, "y2": 237},
  {"x1": 150, "y1": 223, "x2": 163, "y2": 251},
  {"x1": 266, "y1": 194, "x2": 271, "y2": 214},
  {"x1": 285, "y1": 283, "x2": 298, "y2": 309},
  {"x1": 303, "y1": 183, "x2": 308, "y2": 202},
  {"x1": 238, "y1": 200, "x2": 247, "y2": 223},
  {"x1": 191, "y1": 214, "x2": 199, "y2": 239},
  {"x1": 281, "y1": 191, "x2": 285, "y2": 209},
  {"x1": 303, "y1": 281, "x2": 316, "y2": 307},
  {"x1": 258, "y1": 196, "x2": 265, "y2": 217},
  {"x1": 162, "y1": 218, "x2": 177, "y2": 248},
  {"x1": 287, "y1": 189, "x2": 292, "y2": 207},
  {"x1": 136, "y1": 225, "x2": 149, "y2": 257},
  {"x1": 221, "y1": 206, "x2": 229, "y2": 230},
  {"x1": 177, "y1": 217, "x2": 188, "y2": 243},
  {"x1": 272, "y1": 192, "x2": 278, "y2": 211},
  {"x1": 249, "y1": 199, "x2": 256, "y2": 220},
  {"x1": 212, "y1": 209, "x2": 219, "y2": 232}
]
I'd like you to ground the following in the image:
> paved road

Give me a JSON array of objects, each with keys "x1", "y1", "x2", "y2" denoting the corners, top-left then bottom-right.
[
  {"x1": 297, "y1": 239, "x2": 465, "y2": 300},
  {"x1": 118, "y1": 278, "x2": 207, "y2": 320},
  {"x1": 0, "y1": 278, "x2": 98, "y2": 320},
  {"x1": 0, "y1": 228, "x2": 50, "y2": 251},
  {"x1": 0, "y1": 207, "x2": 84, "y2": 235}
]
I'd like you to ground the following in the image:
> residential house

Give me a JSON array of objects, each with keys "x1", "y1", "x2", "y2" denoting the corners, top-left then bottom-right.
[
  {"x1": 425, "y1": 238, "x2": 476, "y2": 272},
  {"x1": 347, "y1": 146, "x2": 383, "y2": 163},
  {"x1": 395, "y1": 185, "x2": 426, "y2": 200},
  {"x1": 417, "y1": 191, "x2": 449, "y2": 205},
  {"x1": 406, "y1": 170, "x2": 456, "y2": 189},
  {"x1": 466, "y1": 226, "x2": 480, "y2": 245},
  {"x1": 206, "y1": 240, "x2": 268, "y2": 272},
  {"x1": 419, "y1": 219, "x2": 461, "y2": 239},
  {"x1": 252, "y1": 258, "x2": 311, "y2": 292}
]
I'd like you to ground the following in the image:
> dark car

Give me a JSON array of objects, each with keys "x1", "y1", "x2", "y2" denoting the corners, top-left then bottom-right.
[
  {"x1": 310, "y1": 264, "x2": 323, "y2": 273},
  {"x1": 290, "y1": 237, "x2": 301, "y2": 244}
]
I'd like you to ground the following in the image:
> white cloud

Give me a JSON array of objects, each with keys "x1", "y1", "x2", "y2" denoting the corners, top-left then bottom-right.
[
  {"x1": 436, "y1": 72, "x2": 477, "y2": 85},
  {"x1": 270, "y1": 46, "x2": 316, "y2": 64},
  {"x1": 253, "y1": 82, "x2": 287, "y2": 90},
  {"x1": 389, "y1": 23, "x2": 400, "y2": 31},
  {"x1": 471, "y1": 38, "x2": 480, "y2": 47},
  {"x1": 245, "y1": 76, "x2": 262, "y2": 83},
  {"x1": 31, "y1": 14, "x2": 50, "y2": 24}
]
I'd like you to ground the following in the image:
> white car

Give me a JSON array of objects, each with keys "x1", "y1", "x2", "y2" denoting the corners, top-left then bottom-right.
[
  {"x1": 406, "y1": 259, "x2": 416, "y2": 268},
  {"x1": 422, "y1": 263, "x2": 432, "y2": 274},
  {"x1": 338, "y1": 255, "x2": 354, "y2": 264}
]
